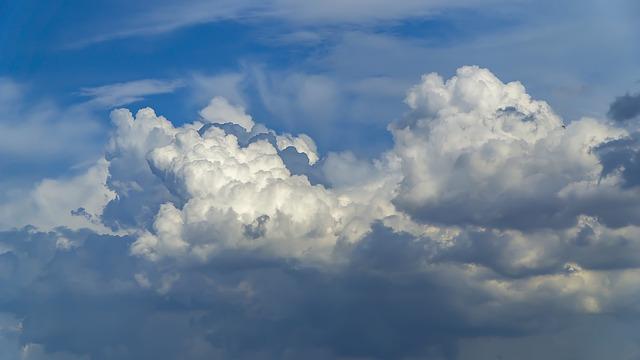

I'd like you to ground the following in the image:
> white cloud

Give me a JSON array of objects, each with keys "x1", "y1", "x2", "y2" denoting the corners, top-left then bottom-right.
[
  {"x1": 36, "y1": 66, "x2": 640, "y2": 269},
  {"x1": 390, "y1": 66, "x2": 626, "y2": 229},
  {"x1": 56, "y1": 94, "x2": 397, "y2": 262},
  {"x1": 0, "y1": 79, "x2": 103, "y2": 160},
  {"x1": 21, "y1": 343, "x2": 90, "y2": 360},
  {"x1": 0, "y1": 78, "x2": 106, "y2": 199},
  {"x1": 275, "y1": 133, "x2": 319, "y2": 164},
  {"x1": 73, "y1": 0, "x2": 517, "y2": 46},
  {"x1": 0, "y1": 160, "x2": 115, "y2": 233},
  {"x1": 189, "y1": 72, "x2": 247, "y2": 107},
  {"x1": 199, "y1": 96, "x2": 255, "y2": 131},
  {"x1": 79, "y1": 79, "x2": 184, "y2": 108},
  {"x1": 131, "y1": 115, "x2": 382, "y2": 261}
]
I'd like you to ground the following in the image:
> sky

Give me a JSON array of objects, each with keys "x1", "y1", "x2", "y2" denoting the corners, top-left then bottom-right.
[{"x1": 1, "y1": 0, "x2": 640, "y2": 359}]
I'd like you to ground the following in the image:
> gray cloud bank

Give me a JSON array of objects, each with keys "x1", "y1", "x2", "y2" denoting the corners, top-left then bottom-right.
[{"x1": 3, "y1": 66, "x2": 640, "y2": 359}]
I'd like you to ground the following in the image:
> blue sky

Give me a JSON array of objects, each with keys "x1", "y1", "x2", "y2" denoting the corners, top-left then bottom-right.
[
  {"x1": 2, "y1": 0, "x2": 638, "y2": 187},
  {"x1": 2, "y1": 1, "x2": 640, "y2": 359}
]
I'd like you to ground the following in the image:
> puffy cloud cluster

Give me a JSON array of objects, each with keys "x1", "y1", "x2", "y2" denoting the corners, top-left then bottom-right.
[
  {"x1": 6, "y1": 66, "x2": 640, "y2": 359},
  {"x1": 97, "y1": 98, "x2": 397, "y2": 263},
  {"x1": 135, "y1": 125, "x2": 368, "y2": 261},
  {"x1": 391, "y1": 66, "x2": 626, "y2": 229}
]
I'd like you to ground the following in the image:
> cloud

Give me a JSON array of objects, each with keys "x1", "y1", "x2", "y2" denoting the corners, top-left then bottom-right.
[
  {"x1": 608, "y1": 92, "x2": 640, "y2": 122},
  {"x1": 184, "y1": 65, "x2": 409, "y2": 157},
  {"x1": 7, "y1": 66, "x2": 640, "y2": 359},
  {"x1": 390, "y1": 66, "x2": 627, "y2": 229},
  {"x1": 100, "y1": 107, "x2": 183, "y2": 231},
  {"x1": 248, "y1": 65, "x2": 402, "y2": 155},
  {"x1": 274, "y1": 133, "x2": 319, "y2": 165},
  {"x1": 596, "y1": 135, "x2": 640, "y2": 193},
  {"x1": 0, "y1": 78, "x2": 105, "y2": 195},
  {"x1": 0, "y1": 79, "x2": 103, "y2": 161},
  {"x1": 4, "y1": 223, "x2": 640, "y2": 359},
  {"x1": 253, "y1": 69, "x2": 342, "y2": 132},
  {"x1": 268, "y1": 0, "x2": 477, "y2": 24},
  {"x1": 72, "y1": 0, "x2": 515, "y2": 46},
  {"x1": 79, "y1": 79, "x2": 184, "y2": 108},
  {"x1": 0, "y1": 159, "x2": 115, "y2": 232},
  {"x1": 67, "y1": 0, "x2": 259, "y2": 47},
  {"x1": 199, "y1": 97, "x2": 255, "y2": 131},
  {"x1": 131, "y1": 112, "x2": 384, "y2": 261},
  {"x1": 314, "y1": 0, "x2": 640, "y2": 123},
  {"x1": 189, "y1": 72, "x2": 247, "y2": 107}
]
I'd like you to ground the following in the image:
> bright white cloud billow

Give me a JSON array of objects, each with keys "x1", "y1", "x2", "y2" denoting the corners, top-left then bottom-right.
[
  {"x1": 390, "y1": 66, "x2": 627, "y2": 229},
  {"x1": 5, "y1": 66, "x2": 640, "y2": 359},
  {"x1": 108, "y1": 102, "x2": 391, "y2": 261},
  {"x1": 199, "y1": 96, "x2": 255, "y2": 131}
]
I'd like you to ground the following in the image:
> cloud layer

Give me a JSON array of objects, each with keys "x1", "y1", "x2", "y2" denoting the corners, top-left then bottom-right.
[{"x1": 3, "y1": 66, "x2": 640, "y2": 359}]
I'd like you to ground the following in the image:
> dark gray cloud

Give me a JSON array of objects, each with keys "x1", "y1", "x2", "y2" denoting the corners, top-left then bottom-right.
[
  {"x1": 596, "y1": 134, "x2": 640, "y2": 188},
  {"x1": 434, "y1": 223, "x2": 640, "y2": 279},
  {"x1": 608, "y1": 92, "x2": 640, "y2": 122},
  {"x1": 0, "y1": 226, "x2": 463, "y2": 359},
  {"x1": 6, "y1": 224, "x2": 631, "y2": 360}
]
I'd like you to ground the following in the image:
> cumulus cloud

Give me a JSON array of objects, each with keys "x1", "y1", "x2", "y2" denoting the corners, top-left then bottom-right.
[
  {"x1": 130, "y1": 112, "x2": 386, "y2": 261},
  {"x1": 390, "y1": 66, "x2": 626, "y2": 229},
  {"x1": 199, "y1": 96, "x2": 255, "y2": 131},
  {"x1": 6, "y1": 66, "x2": 640, "y2": 359},
  {"x1": 274, "y1": 133, "x2": 319, "y2": 165}
]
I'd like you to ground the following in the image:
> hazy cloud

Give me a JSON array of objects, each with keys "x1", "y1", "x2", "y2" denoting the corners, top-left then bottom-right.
[
  {"x1": 0, "y1": 78, "x2": 105, "y2": 195},
  {"x1": 72, "y1": 0, "x2": 516, "y2": 46},
  {"x1": 79, "y1": 79, "x2": 184, "y2": 108}
]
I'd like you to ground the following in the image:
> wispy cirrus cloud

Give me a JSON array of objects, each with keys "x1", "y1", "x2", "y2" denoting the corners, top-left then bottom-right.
[
  {"x1": 0, "y1": 78, "x2": 105, "y2": 193},
  {"x1": 69, "y1": 0, "x2": 517, "y2": 47},
  {"x1": 79, "y1": 79, "x2": 184, "y2": 108}
]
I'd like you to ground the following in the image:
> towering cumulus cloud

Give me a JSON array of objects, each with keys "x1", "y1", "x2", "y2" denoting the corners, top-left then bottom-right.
[
  {"x1": 392, "y1": 66, "x2": 624, "y2": 229},
  {"x1": 3, "y1": 66, "x2": 640, "y2": 359},
  {"x1": 133, "y1": 118, "x2": 375, "y2": 261}
]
